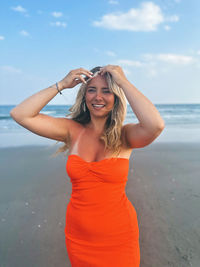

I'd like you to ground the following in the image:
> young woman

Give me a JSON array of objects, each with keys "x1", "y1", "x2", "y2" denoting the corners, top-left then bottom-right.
[{"x1": 10, "y1": 65, "x2": 165, "y2": 266}]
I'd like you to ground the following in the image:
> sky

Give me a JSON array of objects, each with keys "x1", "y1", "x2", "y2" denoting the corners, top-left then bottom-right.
[{"x1": 0, "y1": 0, "x2": 200, "y2": 105}]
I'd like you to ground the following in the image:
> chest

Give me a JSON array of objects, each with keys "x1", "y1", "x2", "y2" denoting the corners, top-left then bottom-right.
[{"x1": 68, "y1": 126, "x2": 132, "y2": 162}]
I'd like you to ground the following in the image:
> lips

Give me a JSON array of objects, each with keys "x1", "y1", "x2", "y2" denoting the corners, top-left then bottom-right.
[{"x1": 92, "y1": 104, "x2": 105, "y2": 109}]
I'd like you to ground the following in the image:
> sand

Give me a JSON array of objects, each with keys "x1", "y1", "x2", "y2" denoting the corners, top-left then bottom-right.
[{"x1": 0, "y1": 142, "x2": 199, "y2": 267}]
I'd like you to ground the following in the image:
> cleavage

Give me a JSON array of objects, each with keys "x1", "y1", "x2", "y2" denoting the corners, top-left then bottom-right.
[{"x1": 69, "y1": 128, "x2": 106, "y2": 162}]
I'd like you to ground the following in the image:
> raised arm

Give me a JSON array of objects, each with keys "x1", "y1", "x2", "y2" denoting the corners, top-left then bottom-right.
[
  {"x1": 99, "y1": 65, "x2": 165, "y2": 148},
  {"x1": 10, "y1": 68, "x2": 93, "y2": 142}
]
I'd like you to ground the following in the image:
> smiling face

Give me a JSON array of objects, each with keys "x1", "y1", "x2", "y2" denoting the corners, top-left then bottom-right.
[{"x1": 85, "y1": 74, "x2": 115, "y2": 118}]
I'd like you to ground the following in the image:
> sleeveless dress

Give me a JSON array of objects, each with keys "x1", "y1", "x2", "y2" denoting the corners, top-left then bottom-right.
[{"x1": 65, "y1": 154, "x2": 140, "y2": 266}]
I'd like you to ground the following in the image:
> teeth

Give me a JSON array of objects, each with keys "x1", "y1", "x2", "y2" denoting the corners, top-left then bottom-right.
[{"x1": 93, "y1": 105, "x2": 105, "y2": 107}]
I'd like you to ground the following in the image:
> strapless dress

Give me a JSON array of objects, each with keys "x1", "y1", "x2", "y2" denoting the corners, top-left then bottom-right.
[{"x1": 65, "y1": 154, "x2": 140, "y2": 266}]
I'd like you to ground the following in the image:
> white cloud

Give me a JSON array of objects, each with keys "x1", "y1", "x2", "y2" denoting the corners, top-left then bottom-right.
[
  {"x1": 50, "y1": 21, "x2": 67, "y2": 28},
  {"x1": 174, "y1": 0, "x2": 181, "y2": 3},
  {"x1": 20, "y1": 30, "x2": 30, "y2": 37},
  {"x1": 106, "y1": 51, "x2": 116, "y2": 57},
  {"x1": 51, "y1": 12, "x2": 63, "y2": 18},
  {"x1": 118, "y1": 59, "x2": 144, "y2": 67},
  {"x1": 142, "y1": 53, "x2": 154, "y2": 61},
  {"x1": 164, "y1": 25, "x2": 171, "y2": 31},
  {"x1": 11, "y1": 5, "x2": 27, "y2": 13},
  {"x1": 0, "y1": 65, "x2": 22, "y2": 74},
  {"x1": 11, "y1": 5, "x2": 29, "y2": 17},
  {"x1": 197, "y1": 50, "x2": 200, "y2": 55},
  {"x1": 108, "y1": 0, "x2": 119, "y2": 5},
  {"x1": 142, "y1": 53, "x2": 195, "y2": 65},
  {"x1": 116, "y1": 52, "x2": 198, "y2": 81},
  {"x1": 93, "y1": 2, "x2": 180, "y2": 32},
  {"x1": 166, "y1": 15, "x2": 179, "y2": 22},
  {"x1": 147, "y1": 68, "x2": 157, "y2": 77},
  {"x1": 0, "y1": 36, "x2": 5, "y2": 40},
  {"x1": 157, "y1": 54, "x2": 194, "y2": 64}
]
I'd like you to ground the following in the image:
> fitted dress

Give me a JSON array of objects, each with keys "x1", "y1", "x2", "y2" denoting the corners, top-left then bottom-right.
[{"x1": 65, "y1": 154, "x2": 140, "y2": 266}]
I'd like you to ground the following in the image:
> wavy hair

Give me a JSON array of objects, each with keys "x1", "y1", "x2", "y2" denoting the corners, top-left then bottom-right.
[{"x1": 52, "y1": 66, "x2": 127, "y2": 158}]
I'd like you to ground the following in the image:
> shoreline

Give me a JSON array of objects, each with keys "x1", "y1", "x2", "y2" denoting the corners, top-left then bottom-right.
[{"x1": 1, "y1": 125, "x2": 200, "y2": 148}]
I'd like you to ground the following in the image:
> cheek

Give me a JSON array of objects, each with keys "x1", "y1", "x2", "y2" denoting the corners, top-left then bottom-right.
[
  {"x1": 85, "y1": 93, "x2": 92, "y2": 102},
  {"x1": 109, "y1": 95, "x2": 115, "y2": 106}
]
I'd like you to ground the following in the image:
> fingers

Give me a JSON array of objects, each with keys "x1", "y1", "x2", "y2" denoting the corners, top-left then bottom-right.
[
  {"x1": 74, "y1": 76, "x2": 85, "y2": 84},
  {"x1": 74, "y1": 74, "x2": 88, "y2": 84},
  {"x1": 99, "y1": 65, "x2": 121, "y2": 76},
  {"x1": 72, "y1": 68, "x2": 93, "y2": 84},
  {"x1": 99, "y1": 66, "x2": 107, "y2": 76},
  {"x1": 74, "y1": 68, "x2": 93, "y2": 78}
]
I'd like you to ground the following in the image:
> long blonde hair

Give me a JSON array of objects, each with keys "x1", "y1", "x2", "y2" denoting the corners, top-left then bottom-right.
[{"x1": 52, "y1": 66, "x2": 127, "y2": 157}]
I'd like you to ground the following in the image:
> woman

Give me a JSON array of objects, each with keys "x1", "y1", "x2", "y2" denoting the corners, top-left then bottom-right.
[{"x1": 10, "y1": 65, "x2": 165, "y2": 266}]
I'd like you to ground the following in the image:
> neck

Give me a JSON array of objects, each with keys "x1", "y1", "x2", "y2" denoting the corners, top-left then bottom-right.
[{"x1": 86, "y1": 116, "x2": 108, "y2": 135}]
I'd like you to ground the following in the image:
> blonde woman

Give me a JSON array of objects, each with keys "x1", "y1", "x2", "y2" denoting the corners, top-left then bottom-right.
[{"x1": 10, "y1": 65, "x2": 165, "y2": 266}]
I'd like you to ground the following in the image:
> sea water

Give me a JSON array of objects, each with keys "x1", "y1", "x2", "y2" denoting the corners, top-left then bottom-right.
[{"x1": 0, "y1": 104, "x2": 200, "y2": 147}]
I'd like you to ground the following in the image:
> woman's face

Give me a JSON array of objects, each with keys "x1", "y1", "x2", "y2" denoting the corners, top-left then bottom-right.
[{"x1": 85, "y1": 74, "x2": 115, "y2": 118}]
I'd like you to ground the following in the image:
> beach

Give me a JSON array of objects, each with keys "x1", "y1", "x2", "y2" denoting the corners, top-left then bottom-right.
[{"x1": 0, "y1": 142, "x2": 199, "y2": 267}]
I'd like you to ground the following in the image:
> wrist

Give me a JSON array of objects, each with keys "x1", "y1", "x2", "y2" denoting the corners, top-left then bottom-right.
[
  {"x1": 56, "y1": 82, "x2": 62, "y2": 94},
  {"x1": 56, "y1": 81, "x2": 63, "y2": 91}
]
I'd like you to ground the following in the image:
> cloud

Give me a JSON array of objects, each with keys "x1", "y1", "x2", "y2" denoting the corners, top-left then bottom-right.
[
  {"x1": 106, "y1": 51, "x2": 116, "y2": 57},
  {"x1": 0, "y1": 36, "x2": 5, "y2": 40},
  {"x1": 0, "y1": 65, "x2": 22, "y2": 74},
  {"x1": 20, "y1": 30, "x2": 31, "y2": 37},
  {"x1": 118, "y1": 59, "x2": 144, "y2": 67},
  {"x1": 157, "y1": 54, "x2": 194, "y2": 64},
  {"x1": 11, "y1": 5, "x2": 27, "y2": 13},
  {"x1": 51, "y1": 12, "x2": 63, "y2": 18},
  {"x1": 117, "y1": 52, "x2": 198, "y2": 80},
  {"x1": 165, "y1": 15, "x2": 179, "y2": 22},
  {"x1": 11, "y1": 5, "x2": 29, "y2": 17},
  {"x1": 164, "y1": 25, "x2": 171, "y2": 31},
  {"x1": 50, "y1": 21, "x2": 67, "y2": 28},
  {"x1": 147, "y1": 68, "x2": 157, "y2": 77},
  {"x1": 108, "y1": 0, "x2": 119, "y2": 5},
  {"x1": 93, "y1": 2, "x2": 178, "y2": 32},
  {"x1": 142, "y1": 53, "x2": 195, "y2": 65}
]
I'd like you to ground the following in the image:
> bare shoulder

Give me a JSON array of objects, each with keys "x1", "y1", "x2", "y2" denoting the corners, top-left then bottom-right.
[{"x1": 66, "y1": 119, "x2": 84, "y2": 142}]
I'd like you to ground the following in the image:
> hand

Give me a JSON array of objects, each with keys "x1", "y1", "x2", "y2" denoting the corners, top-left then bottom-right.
[
  {"x1": 58, "y1": 68, "x2": 93, "y2": 90},
  {"x1": 99, "y1": 65, "x2": 129, "y2": 88}
]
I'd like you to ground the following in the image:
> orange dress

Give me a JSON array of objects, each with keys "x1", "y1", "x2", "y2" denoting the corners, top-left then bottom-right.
[{"x1": 65, "y1": 154, "x2": 140, "y2": 267}]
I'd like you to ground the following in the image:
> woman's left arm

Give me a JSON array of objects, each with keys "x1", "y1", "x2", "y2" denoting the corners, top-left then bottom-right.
[{"x1": 99, "y1": 65, "x2": 165, "y2": 148}]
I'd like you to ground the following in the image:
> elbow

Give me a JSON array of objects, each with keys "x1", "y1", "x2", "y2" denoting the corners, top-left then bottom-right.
[
  {"x1": 10, "y1": 108, "x2": 20, "y2": 122},
  {"x1": 157, "y1": 120, "x2": 165, "y2": 132},
  {"x1": 10, "y1": 109, "x2": 15, "y2": 118},
  {"x1": 10, "y1": 108, "x2": 17, "y2": 119}
]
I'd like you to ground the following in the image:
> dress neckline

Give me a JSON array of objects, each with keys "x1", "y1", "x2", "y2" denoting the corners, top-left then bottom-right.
[{"x1": 68, "y1": 154, "x2": 129, "y2": 163}]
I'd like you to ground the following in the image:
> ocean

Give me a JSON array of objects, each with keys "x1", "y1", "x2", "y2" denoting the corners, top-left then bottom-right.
[{"x1": 1, "y1": 104, "x2": 200, "y2": 147}]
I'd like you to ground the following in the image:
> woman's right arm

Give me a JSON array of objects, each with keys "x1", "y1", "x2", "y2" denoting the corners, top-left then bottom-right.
[{"x1": 10, "y1": 68, "x2": 93, "y2": 142}]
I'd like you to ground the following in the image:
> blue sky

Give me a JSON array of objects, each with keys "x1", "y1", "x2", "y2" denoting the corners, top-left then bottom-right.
[{"x1": 0, "y1": 0, "x2": 200, "y2": 105}]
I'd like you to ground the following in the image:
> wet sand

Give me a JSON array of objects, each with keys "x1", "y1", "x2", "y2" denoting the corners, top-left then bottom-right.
[{"x1": 0, "y1": 142, "x2": 199, "y2": 267}]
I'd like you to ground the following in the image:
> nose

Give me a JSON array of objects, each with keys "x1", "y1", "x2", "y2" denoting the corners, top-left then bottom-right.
[{"x1": 94, "y1": 90, "x2": 103, "y2": 99}]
